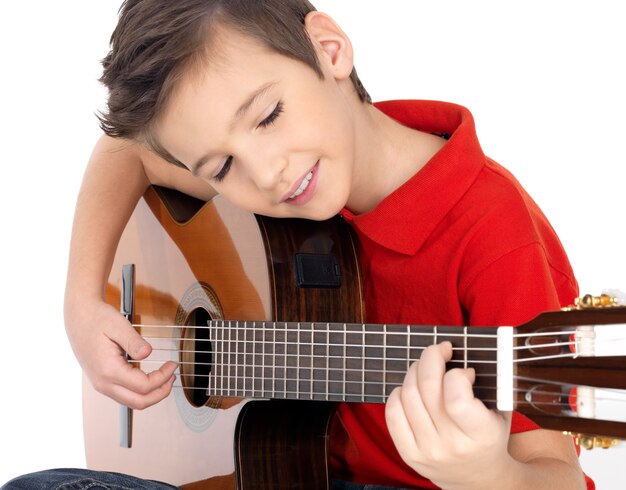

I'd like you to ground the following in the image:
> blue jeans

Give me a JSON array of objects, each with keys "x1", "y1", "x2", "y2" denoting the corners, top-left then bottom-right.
[
  {"x1": 0, "y1": 469, "x2": 178, "y2": 490},
  {"x1": 1, "y1": 469, "x2": 408, "y2": 490}
]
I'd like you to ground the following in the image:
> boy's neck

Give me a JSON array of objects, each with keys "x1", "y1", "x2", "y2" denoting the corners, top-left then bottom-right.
[{"x1": 346, "y1": 102, "x2": 446, "y2": 215}]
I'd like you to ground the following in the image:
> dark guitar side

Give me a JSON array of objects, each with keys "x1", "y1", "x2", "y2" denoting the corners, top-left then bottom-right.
[
  {"x1": 235, "y1": 195, "x2": 365, "y2": 489},
  {"x1": 86, "y1": 186, "x2": 365, "y2": 489}
]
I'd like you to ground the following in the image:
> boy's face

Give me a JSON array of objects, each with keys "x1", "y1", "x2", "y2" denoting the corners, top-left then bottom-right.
[{"x1": 154, "y1": 25, "x2": 357, "y2": 220}]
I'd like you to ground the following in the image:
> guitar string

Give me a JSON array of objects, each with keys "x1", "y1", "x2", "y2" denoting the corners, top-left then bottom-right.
[
  {"x1": 140, "y1": 335, "x2": 583, "y2": 354},
  {"x1": 168, "y1": 369, "x2": 626, "y2": 402},
  {"x1": 142, "y1": 360, "x2": 626, "y2": 400},
  {"x1": 134, "y1": 323, "x2": 626, "y2": 354},
  {"x1": 144, "y1": 351, "x2": 625, "y2": 386},
  {"x1": 132, "y1": 323, "x2": 552, "y2": 341},
  {"x1": 134, "y1": 322, "x2": 626, "y2": 340},
  {"x1": 139, "y1": 358, "x2": 497, "y2": 370},
  {"x1": 163, "y1": 385, "x2": 624, "y2": 410},
  {"x1": 134, "y1": 354, "x2": 626, "y2": 404},
  {"x1": 165, "y1": 387, "x2": 616, "y2": 418},
  {"x1": 138, "y1": 341, "x2": 588, "y2": 364},
  {"x1": 164, "y1": 384, "x2": 626, "y2": 413},
  {"x1": 134, "y1": 321, "x2": 626, "y2": 333}
]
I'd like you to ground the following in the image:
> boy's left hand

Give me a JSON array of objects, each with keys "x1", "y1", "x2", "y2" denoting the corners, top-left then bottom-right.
[{"x1": 385, "y1": 342, "x2": 515, "y2": 490}]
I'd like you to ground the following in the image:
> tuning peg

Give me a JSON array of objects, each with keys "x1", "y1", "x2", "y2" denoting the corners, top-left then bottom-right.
[
  {"x1": 573, "y1": 293, "x2": 622, "y2": 309},
  {"x1": 568, "y1": 433, "x2": 621, "y2": 450},
  {"x1": 601, "y1": 289, "x2": 626, "y2": 305}
]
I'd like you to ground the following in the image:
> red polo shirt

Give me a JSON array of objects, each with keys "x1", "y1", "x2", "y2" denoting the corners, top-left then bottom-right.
[{"x1": 329, "y1": 100, "x2": 591, "y2": 488}]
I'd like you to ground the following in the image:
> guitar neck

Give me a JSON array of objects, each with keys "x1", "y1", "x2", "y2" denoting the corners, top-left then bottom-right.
[{"x1": 200, "y1": 321, "x2": 500, "y2": 405}]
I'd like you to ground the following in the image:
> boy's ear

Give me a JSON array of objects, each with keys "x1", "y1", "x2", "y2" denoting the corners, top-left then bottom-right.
[{"x1": 304, "y1": 11, "x2": 354, "y2": 81}]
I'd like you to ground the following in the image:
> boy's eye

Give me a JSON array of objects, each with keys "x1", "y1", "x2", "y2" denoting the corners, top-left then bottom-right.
[
  {"x1": 212, "y1": 156, "x2": 233, "y2": 183},
  {"x1": 258, "y1": 101, "x2": 284, "y2": 128}
]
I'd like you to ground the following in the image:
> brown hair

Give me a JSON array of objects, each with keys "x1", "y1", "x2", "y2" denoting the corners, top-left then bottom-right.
[{"x1": 98, "y1": 0, "x2": 371, "y2": 165}]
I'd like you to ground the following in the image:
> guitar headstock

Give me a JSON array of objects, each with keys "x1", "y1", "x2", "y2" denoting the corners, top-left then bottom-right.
[{"x1": 512, "y1": 294, "x2": 626, "y2": 444}]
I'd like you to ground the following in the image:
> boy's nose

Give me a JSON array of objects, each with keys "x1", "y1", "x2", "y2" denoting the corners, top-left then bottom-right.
[{"x1": 249, "y1": 155, "x2": 288, "y2": 191}]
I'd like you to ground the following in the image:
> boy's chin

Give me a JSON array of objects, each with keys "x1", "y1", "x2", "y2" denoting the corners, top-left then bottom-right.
[{"x1": 303, "y1": 204, "x2": 346, "y2": 221}]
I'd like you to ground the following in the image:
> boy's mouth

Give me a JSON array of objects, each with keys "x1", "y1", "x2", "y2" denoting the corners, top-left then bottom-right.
[
  {"x1": 289, "y1": 170, "x2": 313, "y2": 199},
  {"x1": 283, "y1": 161, "x2": 319, "y2": 205}
]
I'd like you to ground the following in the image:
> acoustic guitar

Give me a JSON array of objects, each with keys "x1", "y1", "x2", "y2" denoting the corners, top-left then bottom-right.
[{"x1": 83, "y1": 185, "x2": 626, "y2": 489}]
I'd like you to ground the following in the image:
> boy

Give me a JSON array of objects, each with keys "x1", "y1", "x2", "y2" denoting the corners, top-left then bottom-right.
[{"x1": 4, "y1": 0, "x2": 590, "y2": 488}]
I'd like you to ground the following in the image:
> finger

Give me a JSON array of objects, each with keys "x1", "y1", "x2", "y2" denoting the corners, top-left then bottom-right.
[
  {"x1": 385, "y1": 386, "x2": 423, "y2": 467},
  {"x1": 397, "y1": 360, "x2": 439, "y2": 442},
  {"x1": 93, "y1": 338, "x2": 179, "y2": 397},
  {"x1": 115, "y1": 357, "x2": 179, "y2": 395},
  {"x1": 106, "y1": 318, "x2": 152, "y2": 360},
  {"x1": 110, "y1": 372, "x2": 177, "y2": 410},
  {"x1": 417, "y1": 342, "x2": 454, "y2": 433},
  {"x1": 443, "y1": 367, "x2": 506, "y2": 440}
]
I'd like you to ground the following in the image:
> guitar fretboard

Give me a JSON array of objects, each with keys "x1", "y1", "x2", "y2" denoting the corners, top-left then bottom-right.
[{"x1": 203, "y1": 321, "x2": 499, "y2": 404}]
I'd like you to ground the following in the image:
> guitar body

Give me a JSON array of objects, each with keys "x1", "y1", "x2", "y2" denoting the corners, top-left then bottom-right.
[
  {"x1": 83, "y1": 186, "x2": 626, "y2": 488},
  {"x1": 83, "y1": 186, "x2": 365, "y2": 488}
]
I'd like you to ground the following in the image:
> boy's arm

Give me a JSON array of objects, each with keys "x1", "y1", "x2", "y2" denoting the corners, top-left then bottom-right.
[
  {"x1": 386, "y1": 343, "x2": 586, "y2": 490},
  {"x1": 65, "y1": 135, "x2": 215, "y2": 409}
]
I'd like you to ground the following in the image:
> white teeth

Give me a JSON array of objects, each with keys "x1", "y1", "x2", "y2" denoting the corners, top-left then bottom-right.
[{"x1": 289, "y1": 171, "x2": 313, "y2": 199}]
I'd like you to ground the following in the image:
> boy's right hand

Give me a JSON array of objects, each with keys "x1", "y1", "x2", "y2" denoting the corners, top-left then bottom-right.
[{"x1": 65, "y1": 299, "x2": 177, "y2": 410}]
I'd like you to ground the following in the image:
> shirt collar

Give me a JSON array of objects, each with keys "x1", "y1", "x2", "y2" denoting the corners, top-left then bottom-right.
[{"x1": 341, "y1": 100, "x2": 486, "y2": 255}]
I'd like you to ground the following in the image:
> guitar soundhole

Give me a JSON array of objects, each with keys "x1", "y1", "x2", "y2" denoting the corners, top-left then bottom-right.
[{"x1": 181, "y1": 307, "x2": 213, "y2": 407}]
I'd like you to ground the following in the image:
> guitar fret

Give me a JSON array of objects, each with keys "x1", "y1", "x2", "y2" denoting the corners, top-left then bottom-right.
[
  {"x1": 296, "y1": 324, "x2": 301, "y2": 399},
  {"x1": 262, "y1": 322, "x2": 268, "y2": 398},
  {"x1": 382, "y1": 325, "x2": 409, "y2": 397},
  {"x1": 327, "y1": 323, "x2": 342, "y2": 400},
  {"x1": 383, "y1": 324, "x2": 387, "y2": 399},
  {"x1": 325, "y1": 323, "x2": 330, "y2": 401},
  {"x1": 274, "y1": 322, "x2": 287, "y2": 397},
  {"x1": 310, "y1": 323, "x2": 316, "y2": 399},
  {"x1": 215, "y1": 321, "x2": 219, "y2": 396},
  {"x1": 272, "y1": 323, "x2": 276, "y2": 398},
  {"x1": 208, "y1": 322, "x2": 214, "y2": 396},
  {"x1": 256, "y1": 322, "x2": 260, "y2": 398},
  {"x1": 283, "y1": 322, "x2": 288, "y2": 399},
  {"x1": 464, "y1": 326, "x2": 468, "y2": 369},
  {"x1": 230, "y1": 321, "x2": 235, "y2": 396},
  {"x1": 251, "y1": 322, "x2": 256, "y2": 397},
  {"x1": 313, "y1": 323, "x2": 327, "y2": 400},
  {"x1": 298, "y1": 322, "x2": 313, "y2": 399},
  {"x1": 220, "y1": 321, "x2": 225, "y2": 397},
  {"x1": 343, "y1": 326, "x2": 347, "y2": 400},
  {"x1": 236, "y1": 321, "x2": 241, "y2": 396},
  {"x1": 249, "y1": 322, "x2": 253, "y2": 397},
  {"x1": 220, "y1": 321, "x2": 225, "y2": 396},
  {"x1": 406, "y1": 325, "x2": 410, "y2": 373},
  {"x1": 361, "y1": 324, "x2": 365, "y2": 403},
  {"x1": 241, "y1": 321, "x2": 246, "y2": 397},
  {"x1": 224, "y1": 320, "x2": 228, "y2": 396},
  {"x1": 230, "y1": 321, "x2": 234, "y2": 397},
  {"x1": 241, "y1": 321, "x2": 247, "y2": 397},
  {"x1": 364, "y1": 324, "x2": 385, "y2": 402},
  {"x1": 223, "y1": 321, "x2": 227, "y2": 396}
]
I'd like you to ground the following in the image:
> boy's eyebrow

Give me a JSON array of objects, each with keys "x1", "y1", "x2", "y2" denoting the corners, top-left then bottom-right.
[
  {"x1": 191, "y1": 81, "x2": 278, "y2": 173},
  {"x1": 233, "y1": 81, "x2": 277, "y2": 126}
]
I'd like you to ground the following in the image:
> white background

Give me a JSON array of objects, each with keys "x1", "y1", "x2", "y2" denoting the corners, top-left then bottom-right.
[{"x1": 1, "y1": 1, "x2": 624, "y2": 487}]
